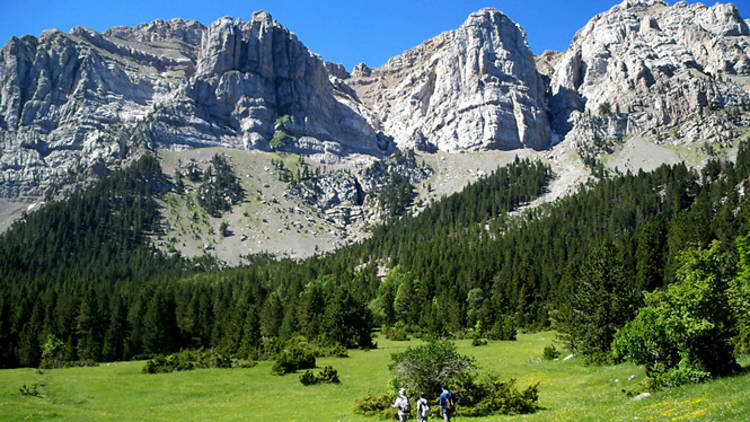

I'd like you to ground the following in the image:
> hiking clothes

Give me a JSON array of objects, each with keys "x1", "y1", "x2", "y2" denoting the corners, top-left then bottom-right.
[
  {"x1": 417, "y1": 397, "x2": 430, "y2": 422},
  {"x1": 393, "y1": 394, "x2": 410, "y2": 419},
  {"x1": 439, "y1": 390, "x2": 453, "y2": 413}
]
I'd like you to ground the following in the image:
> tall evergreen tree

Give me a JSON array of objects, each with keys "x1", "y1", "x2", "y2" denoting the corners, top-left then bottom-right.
[
  {"x1": 238, "y1": 305, "x2": 261, "y2": 358},
  {"x1": 553, "y1": 242, "x2": 638, "y2": 357},
  {"x1": 141, "y1": 288, "x2": 178, "y2": 355},
  {"x1": 635, "y1": 214, "x2": 667, "y2": 293},
  {"x1": 260, "y1": 292, "x2": 284, "y2": 338},
  {"x1": 76, "y1": 288, "x2": 103, "y2": 361}
]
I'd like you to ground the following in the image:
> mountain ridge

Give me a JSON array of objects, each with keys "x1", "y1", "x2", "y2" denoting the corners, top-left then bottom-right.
[{"x1": 0, "y1": 1, "x2": 749, "y2": 244}]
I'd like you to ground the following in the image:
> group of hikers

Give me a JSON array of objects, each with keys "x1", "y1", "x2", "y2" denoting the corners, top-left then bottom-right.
[{"x1": 391, "y1": 384, "x2": 455, "y2": 422}]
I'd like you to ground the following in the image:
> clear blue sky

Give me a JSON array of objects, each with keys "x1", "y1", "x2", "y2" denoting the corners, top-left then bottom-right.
[{"x1": 1, "y1": 0, "x2": 748, "y2": 70}]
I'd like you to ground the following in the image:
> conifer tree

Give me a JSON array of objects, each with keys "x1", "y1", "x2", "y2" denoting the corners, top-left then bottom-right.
[
  {"x1": 76, "y1": 288, "x2": 102, "y2": 361},
  {"x1": 260, "y1": 292, "x2": 284, "y2": 338},
  {"x1": 238, "y1": 305, "x2": 261, "y2": 358},
  {"x1": 635, "y1": 215, "x2": 667, "y2": 293},
  {"x1": 553, "y1": 242, "x2": 637, "y2": 357}
]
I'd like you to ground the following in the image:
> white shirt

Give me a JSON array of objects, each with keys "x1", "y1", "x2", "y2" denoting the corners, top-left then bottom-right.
[
  {"x1": 394, "y1": 395, "x2": 409, "y2": 416},
  {"x1": 417, "y1": 397, "x2": 430, "y2": 417}
]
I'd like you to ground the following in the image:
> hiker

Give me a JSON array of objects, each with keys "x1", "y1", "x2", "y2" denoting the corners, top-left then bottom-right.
[
  {"x1": 416, "y1": 391, "x2": 430, "y2": 422},
  {"x1": 439, "y1": 384, "x2": 454, "y2": 422},
  {"x1": 392, "y1": 387, "x2": 411, "y2": 421}
]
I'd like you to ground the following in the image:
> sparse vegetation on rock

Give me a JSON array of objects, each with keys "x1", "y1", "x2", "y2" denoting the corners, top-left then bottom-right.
[{"x1": 197, "y1": 154, "x2": 243, "y2": 217}]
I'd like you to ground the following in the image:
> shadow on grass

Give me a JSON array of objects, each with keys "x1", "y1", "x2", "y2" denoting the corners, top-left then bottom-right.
[{"x1": 732, "y1": 362, "x2": 750, "y2": 377}]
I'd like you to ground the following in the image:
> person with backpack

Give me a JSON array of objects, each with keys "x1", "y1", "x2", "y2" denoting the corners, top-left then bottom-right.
[
  {"x1": 392, "y1": 388, "x2": 411, "y2": 421},
  {"x1": 439, "y1": 384, "x2": 455, "y2": 422},
  {"x1": 416, "y1": 391, "x2": 430, "y2": 422}
]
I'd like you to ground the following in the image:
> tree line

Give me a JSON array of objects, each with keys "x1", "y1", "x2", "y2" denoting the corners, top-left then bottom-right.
[{"x1": 1, "y1": 144, "x2": 749, "y2": 370}]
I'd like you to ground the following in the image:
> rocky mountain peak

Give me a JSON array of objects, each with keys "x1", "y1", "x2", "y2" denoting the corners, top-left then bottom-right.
[
  {"x1": 251, "y1": 10, "x2": 273, "y2": 24},
  {"x1": 104, "y1": 18, "x2": 205, "y2": 46},
  {"x1": 1, "y1": 2, "x2": 750, "y2": 212},
  {"x1": 616, "y1": 0, "x2": 667, "y2": 10},
  {"x1": 695, "y1": 2, "x2": 748, "y2": 37},
  {"x1": 464, "y1": 7, "x2": 525, "y2": 36},
  {"x1": 546, "y1": 0, "x2": 750, "y2": 143},
  {"x1": 347, "y1": 6, "x2": 550, "y2": 152},
  {"x1": 185, "y1": 10, "x2": 382, "y2": 156}
]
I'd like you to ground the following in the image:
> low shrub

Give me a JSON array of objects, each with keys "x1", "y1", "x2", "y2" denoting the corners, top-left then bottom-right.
[
  {"x1": 299, "y1": 365, "x2": 341, "y2": 385},
  {"x1": 39, "y1": 359, "x2": 98, "y2": 369},
  {"x1": 320, "y1": 344, "x2": 349, "y2": 358},
  {"x1": 232, "y1": 358, "x2": 258, "y2": 369},
  {"x1": 301, "y1": 342, "x2": 350, "y2": 358},
  {"x1": 451, "y1": 374, "x2": 539, "y2": 416},
  {"x1": 142, "y1": 349, "x2": 236, "y2": 374},
  {"x1": 583, "y1": 351, "x2": 614, "y2": 366},
  {"x1": 257, "y1": 337, "x2": 282, "y2": 361},
  {"x1": 644, "y1": 362, "x2": 711, "y2": 390},
  {"x1": 299, "y1": 370, "x2": 317, "y2": 385},
  {"x1": 471, "y1": 337, "x2": 488, "y2": 346},
  {"x1": 317, "y1": 365, "x2": 341, "y2": 383},
  {"x1": 353, "y1": 392, "x2": 398, "y2": 418},
  {"x1": 382, "y1": 323, "x2": 410, "y2": 341},
  {"x1": 272, "y1": 342, "x2": 316, "y2": 375},
  {"x1": 486, "y1": 316, "x2": 517, "y2": 341},
  {"x1": 130, "y1": 353, "x2": 157, "y2": 361},
  {"x1": 19, "y1": 383, "x2": 43, "y2": 397},
  {"x1": 542, "y1": 344, "x2": 560, "y2": 360}
]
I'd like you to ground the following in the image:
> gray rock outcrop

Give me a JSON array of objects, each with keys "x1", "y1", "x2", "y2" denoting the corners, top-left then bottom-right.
[
  {"x1": 2, "y1": 2, "x2": 750, "y2": 205},
  {"x1": 0, "y1": 11, "x2": 385, "y2": 199},
  {"x1": 545, "y1": 0, "x2": 750, "y2": 145},
  {"x1": 292, "y1": 152, "x2": 432, "y2": 211},
  {"x1": 177, "y1": 11, "x2": 383, "y2": 154},
  {"x1": 0, "y1": 23, "x2": 194, "y2": 198},
  {"x1": 347, "y1": 8, "x2": 551, "y2": 152}
]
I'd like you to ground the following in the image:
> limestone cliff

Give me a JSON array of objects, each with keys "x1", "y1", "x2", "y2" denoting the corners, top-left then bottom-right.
[
  {"x1": 347, "y1": 8, "x2": 551, "y2": 152},
  {"x1": 2, "y1": 2, "x2": 750, "y2": 206},
  {"x1": 544, "y1": 0, "x2": 750, "y2": 146},
  {"x1": 0, "y1": 11, "x2": 385, "y2": 199}
]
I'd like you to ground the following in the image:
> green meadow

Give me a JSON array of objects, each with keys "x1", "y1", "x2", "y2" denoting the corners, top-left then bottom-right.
[{"x1": 1, "y1": 332, "x2": 748, "y2": 421}]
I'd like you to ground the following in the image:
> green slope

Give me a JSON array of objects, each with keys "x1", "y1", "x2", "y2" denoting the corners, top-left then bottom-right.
[{"x1": 1, "y1": 332, "x2": 748, "y2": 421}]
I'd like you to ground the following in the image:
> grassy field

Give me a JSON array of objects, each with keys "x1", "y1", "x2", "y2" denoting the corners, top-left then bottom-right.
[{"x1": 1, "y1": 332, "x2": 748, "y2": 421}]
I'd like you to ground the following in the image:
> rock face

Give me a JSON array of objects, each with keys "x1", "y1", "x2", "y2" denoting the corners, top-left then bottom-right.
[
  {"x1": 347, "y1": 8, "x2": 550, "y2": 152},
  {"x1": 175, "y1": 11, "x2": 383, "y2": 154},
  {"x1": 544, "y1": 0, "x2": 750, "y2": 144},
  {"x1": 0, "y1": 23, "x2": 198, "y2": 198},
  {"x1": 2, "y1": 3, "x2": 750, "y2": 203},
  {"x1": 292, "y1": 152, "x2": 432, "y2": 211},
  {"x1": 0, "y1": 11, "x2": 384, "y2": 199}
]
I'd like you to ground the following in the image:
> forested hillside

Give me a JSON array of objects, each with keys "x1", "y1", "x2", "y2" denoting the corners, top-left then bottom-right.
[
  {"x1": 2, "y1": 144, "x2": 750, "y2": 370},
  {"x1": 0, "y1": 156, "x2": 550, "y2": 366}
]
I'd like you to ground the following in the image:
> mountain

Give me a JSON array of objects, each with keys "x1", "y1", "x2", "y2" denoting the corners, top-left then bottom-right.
[
  {"x1": 1, "y1": 1, "x2": 750, "y2": 253},
  {"x1": 543, "y1": 0, "x2": 750, "y2": 151},
  {"x1": 3, "y1": 1, "x2": 750, "y2": 378},
  {"x1": 0, "y1": 11, "x2": 387, "y2": 201},
  {"x1": 346, "y1": 8, "x2": 550, "y2": 152}
]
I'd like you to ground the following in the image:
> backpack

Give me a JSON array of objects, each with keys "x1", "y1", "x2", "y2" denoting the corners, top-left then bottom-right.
[
  {"x1": 445, "y1": 392, "x2": 455, "y2": 413},
  {"x1": 402, "y1": 396, "x2": 411, "y2": 413},
  {"x1": 419, "y1": 399, "x2": 430, "y2": 417}
]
